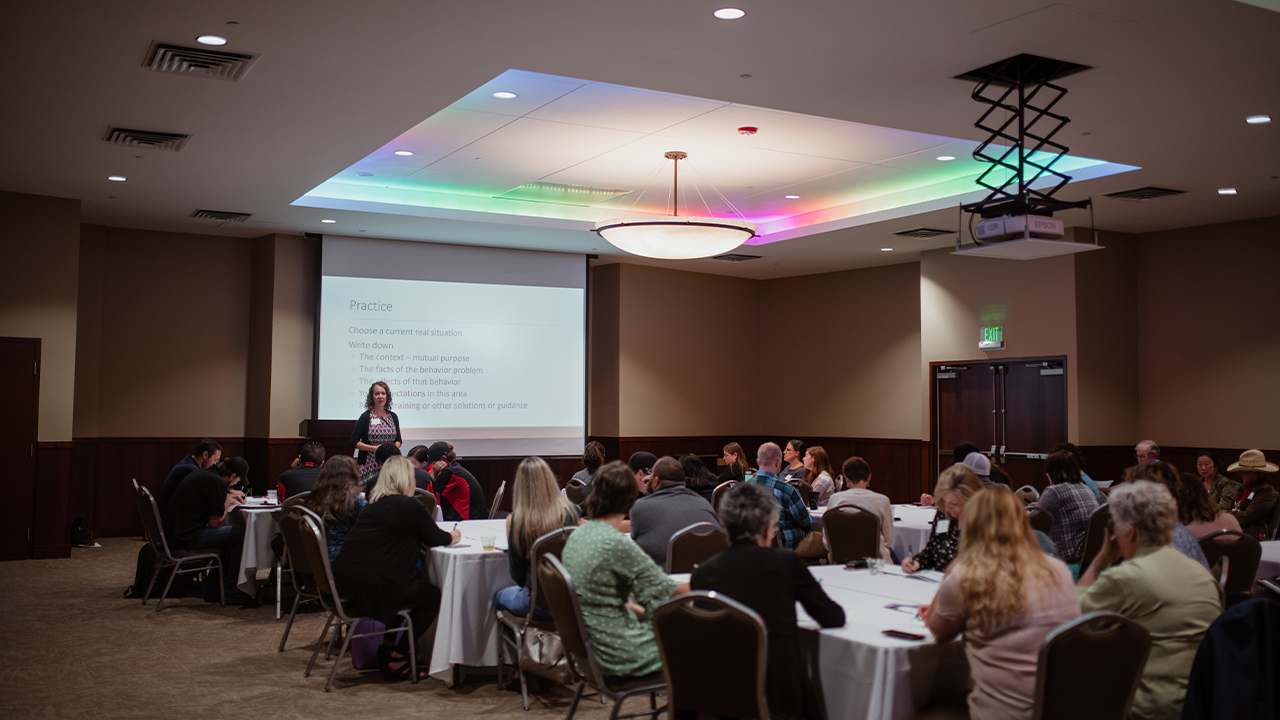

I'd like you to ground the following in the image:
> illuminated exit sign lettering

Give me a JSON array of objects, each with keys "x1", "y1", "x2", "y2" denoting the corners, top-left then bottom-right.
[{"x1": 980, "y1": 326, "x2": 1005, "y2": 351}]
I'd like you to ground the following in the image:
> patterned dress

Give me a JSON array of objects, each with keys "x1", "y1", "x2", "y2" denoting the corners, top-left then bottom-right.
[{"x1": 358, "y1": 413, "x2": 398, "y2": 483}]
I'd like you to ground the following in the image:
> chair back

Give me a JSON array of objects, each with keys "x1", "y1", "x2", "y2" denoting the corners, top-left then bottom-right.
[
  {"x1": 282, "y1": 507, "x2": 348, "y2": 621},
  {"x1": 824, "y1": 504, "x2": 881, "y2": 564},
  {"x1": 133, "y1": 485, "x2": 174, "y2": 560},
  {"x1": 1198, "y1": 530, "x2": 1262, "y2": 595},
  {"x1": 666, "y1": 522, "x2": 730, "y2": 573},
  {"x1": 711, "y1": 480, "x2": 737, "y2": 514},
  {"x1": 796, "y1": 482, "x2": 812, "y2": 509},
  {"x1": 565, "y1": 478, "x2": 587, "y2": 505},
  {"x1": 527, "y1": 526, "x2": 576, "y2": 613},
  {"x1": 1032, "y1": 611, "x2": 1151, "y2": 720},
  {"x1": 281, "y1": 491, "x2": 310, "y2": 513},
  {"x1": 1269, "y1": 502, "x2": 1280, "y2": 541},
  {"x1": 413, "y1": 487, "x2": 437, "y2": 516},
  {"x1": 277, "y1": 505, "x2": 325, "y2": 590},
  {"x1": 537, "y1": 555, "x2": 605, "y2": 684},
  {"x1": 1077, "y1": 504, "x2": 1111, "y2": 571},
  {"x1": 653, "y1": 592, "x2": 769, "y2": 719},
  {"x1": 1027, "y1": 506, "x2": 1055, "y2": 536},
  {"x1": 488, "y1": 480, "x2": 506, "y2": 520},
  {"x1": 1015, "y1": 484, "x2": 1040, "y2": 504}
]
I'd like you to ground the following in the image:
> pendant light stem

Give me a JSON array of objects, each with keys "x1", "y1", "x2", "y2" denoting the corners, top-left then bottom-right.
[{"x1": 664, "y1": 151, "x2": 688, "y2": 217}]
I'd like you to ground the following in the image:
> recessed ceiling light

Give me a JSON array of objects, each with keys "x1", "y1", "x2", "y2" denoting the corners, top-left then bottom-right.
[
  {"x1": 321, "y1": 219, "x2": 337, "y2": 223},
  {"x1": 1218, "y1": 188, "x2": 1237, "y2": 195},
  {"x1": 784, "y1": 194, "x2": 801, "y2": 199},
  {"x1": 936, "y1": 155, "x2": 956, "y2": 161},
  {"x1": 394, "y1": 150, "x2": 414, "y2": 156},
  {"x1": 107, "y1": 175, "x2": 126, "y2": 182},
  {"x1": 713, "y1": 8, "x2": 746, "y2": 19},
  {"x1": 196, "y1": 35, "x2": 228, "y2": 46},
  {"x1": 881, "y1": 247, "x2": 894, "y2": 252},
  {"x1": 356, "y1": 172, "x2": 373, "y2": 177},
  {"x1": 492, "y1": 91, "x2": 518, "y2": 99},
  {"x1": 1246, "y1": 115, "x2": 1271, "y2": 125}
]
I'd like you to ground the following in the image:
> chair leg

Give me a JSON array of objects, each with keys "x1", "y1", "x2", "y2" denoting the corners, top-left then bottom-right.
[
  {"x1": 325, "y1": 623, "x2": 342, "y2": 661},
  {"x1": 142, "y1": 556, "x2": 165, "y2": 604},
  {"x1": 306, "y1": 614, "x2": 335, "y2": 678},
  {"x1": 564, "y1": 681, "x2": 586, "y2": 720},
  {"x1": 215, "y1": 557, "x2": 225, "y2": 606},
  {"x1": 156, "y1": 559, "x2": 184, "y2": 612},
  {"x1": 275, "y1": 560, "x2": 283, "y2": 620},
  {"x1": 278, "y1": 591, "x2": 304, "y2": 652},
  {"x1": 325, "y1": 626, "x2": 356, "y2": 693}
]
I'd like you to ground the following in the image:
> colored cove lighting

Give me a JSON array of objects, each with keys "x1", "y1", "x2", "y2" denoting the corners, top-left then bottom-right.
[{"x1": 295, "y1": 69, "x2": 1138, "y2": 247}]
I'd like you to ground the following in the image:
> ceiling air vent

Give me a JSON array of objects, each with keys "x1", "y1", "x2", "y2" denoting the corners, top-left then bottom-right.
[
  {"x1": 712, "y1": 253, "x2": 762, "y2": 262},
  {"x1": 191, "y1": 209, "x2": 253, "y2": 222},
  {"x1": 144, "y1": 42, "x2": 260, "y2": 82},
  {"x1": 1104, "y1": 186, "x2": 1187, "y2": 201},
  {"x1": 497, "y1": 182, "x2": 631, "y2": 207},
  {"x1": 103, "y1": 127, "x2": 191, "y2": 152},
  {"x1": 894, "y1": 227, "x2": 954, "y2": 238}
]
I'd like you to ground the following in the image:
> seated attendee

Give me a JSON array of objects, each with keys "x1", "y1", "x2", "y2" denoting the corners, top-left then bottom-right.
[
  {"x1": 405, "y1": 445, "x2": 437, "y2": 493},
  {"x1": 630, "y1": 456, "x2": 721, "y2": 566},
  {"x1": 493, "y1": 457, "x2": 581, "y2": 620},
  {"x1": 803, "y1": 446, "x2": 836, "y2": 506},
  {"x1": 561, "y1": 461, "x2": 689, "y2": 678},
  {"x1": 1077, "y1": 481, "x2": 1223, "y2": 720},
  {"x1": 925, "y1": 488, "x2": 1080, "y2": 720},
  {"x1": 428, "y1": 442, "x2": 487, "y2": 521},
  {"x1": 1129, "y1": 462, "x2": 1212, "y2": 570},
  {"x1": 332, "y1": 456, "x2": 460, "y2": 680},
  {"x1": 902, "y1": 465, "x2": 984, "y2": 573},
  {"x1": 824, "y1": 456, "x2": 893, "y2": 562},
  {"x1": 302, "y1": 456, "x2": 366, "y2": 560},
  {"x1": 717, "y1": 442, "x2": 751, "y2": 484},
  {"x1": 160, "y1": 457, "x2": 254, "y2": 605},
  {"x1": 1228, "y1": 449, "x2": 1279, "y2": 539},
  {"x1": 963, "y1": 452, "x2": 1008, "y2": 488},
  {"x1": 1051, "y1": 442, "x2": 1104, "y2": 502},
  {"x1": 748, "y1": 442, "x2": 812, "y2": 550},
  {"x1": 157, "y1": 438, "x2": 221, "y2": 512},
  {"x1": 1174, "y1": 472, "x2": 1242, "y2": 539},
  {"x1": 628, "y1": 451, "x2": 658, "y2": 495},
  {"x1": 779, "y1": 439, "x2": 806, "y2": 482},
  {"x1": 1032, "y1": 450, "x2": 1099, "y2": 564},
  {"x1": 1195, "y1": 450, "x2": 1240, "y2": 513},
  {"x1": 277, "y1": 440, "x2": 325, "y2": 501},
  {"x1": 918, "y1": 441, "x2": 981, "y2": 505},
  {"x1": 679, "y1": 453, "x2": 718, "y2": 503},
  {"x1": 1135, "y1": 439, "x2": 1160, "y2": 464},
  {"x1": 691, "y1": 482, "x2": 845, "y2": 720},
  {"x1": 572, "y1": 440, "x2": 606, "y2": 498}
]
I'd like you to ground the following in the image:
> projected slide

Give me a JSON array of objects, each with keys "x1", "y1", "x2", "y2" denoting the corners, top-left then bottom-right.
[{"x1": 317, "y1": 274, "x2": 585, "y2": 456}]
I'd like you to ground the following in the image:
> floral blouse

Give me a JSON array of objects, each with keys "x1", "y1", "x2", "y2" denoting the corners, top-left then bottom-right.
[{"x1": 912, "y1": 516, "x2": 961, "y2": 571}]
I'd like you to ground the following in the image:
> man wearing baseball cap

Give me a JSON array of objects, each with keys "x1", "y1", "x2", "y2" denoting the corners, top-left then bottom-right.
[{"x1": 427, "y1": 442, "x2": 488, "y2": 521}]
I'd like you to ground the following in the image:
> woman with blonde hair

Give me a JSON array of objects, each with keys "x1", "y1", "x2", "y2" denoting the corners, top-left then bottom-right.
[
  {"x1": 332, "y1": 455, "x2": 460, "y2": 680},
  {"x1": 802, "y1": 446, "x2": 836, "y2": 506},
  {"x1": 924, "y1": 488, "x2": 1080, "y2": 719},
  {"x1": 494, "y1": 457, "x2": 581, "y2": 619},
  {"x1": 901, "y1": 465, "x2": 985, "y2": 573}
]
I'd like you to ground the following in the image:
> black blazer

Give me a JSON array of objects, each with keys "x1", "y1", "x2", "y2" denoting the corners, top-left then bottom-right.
[
  {"x1": 691, "y1": 540, "x2": 845, "y2": 719},
  {"x1": 349, "y1": 410, "x2": 402, "y2": 465}
]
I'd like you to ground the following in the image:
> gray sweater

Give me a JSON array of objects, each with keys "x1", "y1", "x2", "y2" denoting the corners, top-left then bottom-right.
[{"x1": 630, "y1": 482, "x2": 721, "y2": 567}]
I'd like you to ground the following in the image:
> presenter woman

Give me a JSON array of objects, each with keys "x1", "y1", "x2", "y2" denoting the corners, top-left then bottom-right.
[{"x1": 350, "y1": 381, "x2": 402, "y2": 483}]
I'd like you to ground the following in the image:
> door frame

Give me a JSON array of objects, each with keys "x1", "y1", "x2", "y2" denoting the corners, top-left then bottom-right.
[
  {"x1": 0, "y1": 337, "x2": 41, "y2": 560},
  {"x1": 929, "y1": 354, "x2": 1067, "y2": 484}
]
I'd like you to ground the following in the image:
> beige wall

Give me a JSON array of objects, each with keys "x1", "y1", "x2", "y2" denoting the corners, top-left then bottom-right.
[
  {"x1": 267, "y1": 234, "x2": 318, "y2": 438},
  {"x1": 1074, "y1": 230, "x2": 1140, "y2": 445},
  {"x1": 760, "y1": 263, "x2": 922, "y2": 439},
  {"x1": 74, "y1": 225, "x2": 252, "y2": 437},
  {"x1": 0, "y1": 191, "x2": 80, "y2": 441},
  {"x1": 919, "y1": 247, "x2": 1080, "y2": 441},
  {"x1": 1136, "y1": 216, "x2": 1280, "y2": 448}
]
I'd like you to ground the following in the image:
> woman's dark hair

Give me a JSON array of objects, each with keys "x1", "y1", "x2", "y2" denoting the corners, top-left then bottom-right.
[
  {"x1": 1045, "y1": 450, "x2": 1082, "y2": 485},
  {"x1": 1174, "y1": 472, "x2": 1220, "y2": 525},
  {"x1": 680, "y1": 453, "x2": 716, "y2": 488},
  {"x1": 583, "y1": 441, "x2": 606, "y2": 473},
  {"x1": 408, "y1": 445, "x2": 430, "y2": 464},
  {"x1": 364, "y1": 381, "x2": 393, "y2": 411},
  {"x1": 305, "y1": 455, "x2": 361, "y2": 523},
  {"x1": 841, "y1": 456, "x2": 871, "y2": 485},
  {"x1": 584, "y1": 461, "x2": 639, "y2": 518},
  {"x1": 787, "y1": 439, "x2": 806, "y2": 456},
  {"x1": 952, "y1": 441, "x2": 981, "y2": 465},
  {"x1": 1050, "y1": 442, "x2": 1086, "y2": 471},
  {"x1": 1195, "y1": 451, "x2": 1221, "y2": 476}
]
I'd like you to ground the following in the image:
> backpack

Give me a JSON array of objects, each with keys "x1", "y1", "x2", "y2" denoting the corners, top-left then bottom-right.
[
  {"x1": 123, "y1": 543, "x2": 158, "y2": 599},
  {"x1": 70, "y1": 517, "x2": 96, "y2": 547}
]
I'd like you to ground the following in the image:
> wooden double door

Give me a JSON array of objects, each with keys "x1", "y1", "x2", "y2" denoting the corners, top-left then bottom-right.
[
  {"x1": 0, "y1": 338, "x2": 40, "y2": 561},
  {"x1": 931, "y1": 356, "x2": 1066, "y2": 492}
]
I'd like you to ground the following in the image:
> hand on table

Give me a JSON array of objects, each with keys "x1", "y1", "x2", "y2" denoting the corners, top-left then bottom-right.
[
  {"x1": 450, "y1": 529, "x2": 462, "y2": 545},
  {"x1": 900, "y1": 556, "x2": 921, "y2": 574},
  {"x1": 919, "y1": 493, "x2": 934, "y2": 506},
  {"x1": 228, "y1": 490, "x2": 247, "y2": 505}
]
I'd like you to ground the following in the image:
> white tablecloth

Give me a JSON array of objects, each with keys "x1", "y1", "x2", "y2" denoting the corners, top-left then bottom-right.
[
  {"x1": 809, "y1": 504, "x2": 937, "y2": 562},
  {"x1": 229, "y1": 504, "x2": 279, "y2": 595},
  {"x1": 1257, "y1": 541, "x2": 1280, "y2": 581},
  {"x1": 806, "y1": 565, "x2": 970, "y2": 720},
  {"x1": 426, "y1": 518, "x2": 513, "y2": 684}
]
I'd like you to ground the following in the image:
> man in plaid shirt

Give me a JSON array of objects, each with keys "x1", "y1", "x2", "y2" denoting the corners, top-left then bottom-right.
[{"x1": 749, "y1": 442, "x2": 813, "y2": 549}]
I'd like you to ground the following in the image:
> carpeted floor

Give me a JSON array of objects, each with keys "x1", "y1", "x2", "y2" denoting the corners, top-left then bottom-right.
[{"x1": 0, "y1": 538, "x2": 631, "y2": 720}]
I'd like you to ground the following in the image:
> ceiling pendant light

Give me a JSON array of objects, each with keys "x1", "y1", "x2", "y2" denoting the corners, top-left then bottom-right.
[{"x1": 593, "y1": 151, "x2": 756, "y2": 260}]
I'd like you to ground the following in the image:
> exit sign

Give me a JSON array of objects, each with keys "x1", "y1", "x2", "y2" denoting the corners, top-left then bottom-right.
[{"x1": 980, "y1": 326, "x2": 1005, "y2": 351}]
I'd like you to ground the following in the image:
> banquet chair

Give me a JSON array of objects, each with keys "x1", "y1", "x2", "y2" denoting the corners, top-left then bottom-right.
[
  {"x1": 497, "y1": 526, "x2": 576, "y2": 710},
  {"x1": 537, "y1": 555, "x2": 666, "y2": 720},
  {"x1": 665, "y1": 522, "x2": 730, "y2": 573},
  {"x1": 272, "y1": 491, "x2": 311, "y2": 619},
  {"x1": 1015, "y1": 485, "x2": 1040, "y2": 504},
  {"x1": 795, "y1": 482, "x2": 813, "y2": 509},
  {"x1": 652, "y1": 592, "x2": 769, "y2": 720},
  {"x1": 824, "y1": 504, "x2": 880, "y2": 565},
  {"x1": 1077, "y1": 504, "x2": 1111, "y2": 571},
  {"x1": 565, "y1": 478, "x2": 587, "y2": 505},
  {"x1": 489, "y1": 480, "x2": 507, "y2": 520},
  {"x1": 1197, "y1": 530, "x2": 1262, "y2": 595},
  {"x1": 296, "y1": 513, "x2": 419, "y2": 692},
  {"x1": 413, "y1": 488, "x2": 437, "y2": 517},
  {"x1": 276, "y1": 505, "x2": 326, "y2": 652},
  {"x1": 1268, "y1": 504, "x2": 1280, "y2": 541},
  {"x1": 132, "y1": 484, "x2": 224, "y2": 612},
  {"x1": 711, "y1": 481, "x2": 737, "y2": 514},
  {"x1": 1182, "y1": 597, "x2": 1280, "y2": 719},
  {"x1": 1027, "y1": 506, "x2": 1055, "y2": 537},
  {"x1": 1031, "y1": 611, "x2": 1151, "y2": 720}
]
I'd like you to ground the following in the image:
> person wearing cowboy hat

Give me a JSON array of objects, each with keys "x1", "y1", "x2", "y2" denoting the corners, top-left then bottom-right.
[{"x1": 1228, "y1": 449, "x2": 1279, "y2": 539}]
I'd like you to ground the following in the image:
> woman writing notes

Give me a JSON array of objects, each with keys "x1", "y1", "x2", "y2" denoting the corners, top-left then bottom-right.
[{"x1": 350, "y1": 381, "x2": 401, "y2": 485}]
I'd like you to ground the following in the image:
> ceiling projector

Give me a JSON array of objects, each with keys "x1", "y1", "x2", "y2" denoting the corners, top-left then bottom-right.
[{"x1": 974, "y1": 214, "x2": 1064, "y2": 242}]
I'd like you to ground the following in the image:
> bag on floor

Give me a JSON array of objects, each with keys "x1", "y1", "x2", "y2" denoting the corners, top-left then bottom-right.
[
  {"x1": 123, "y1": 543, "x2": 158, "y2": 599},
  {"x1": 350, "y1": 619, "x2": 410, "y2": 670},
  {"x1": 520, "y1": 625, "x2": 574, "y2": 685}
]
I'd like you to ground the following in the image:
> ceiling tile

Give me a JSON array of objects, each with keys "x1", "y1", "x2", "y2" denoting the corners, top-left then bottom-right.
[{"x1": 527, "y1": 82, "x2": 726, "y2": 133}]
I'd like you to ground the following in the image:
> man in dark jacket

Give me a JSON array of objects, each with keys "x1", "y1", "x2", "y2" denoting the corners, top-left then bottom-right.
[
  {"x1": 630, "y1": 456, "x2": 720, "y2": 566},
  {"x1": 157, "y1": 438, "x2": 221, "y2": 512},
  {"x1": 277, "y1": 440, "x2": 325, "y2": 500},
  {"x1": 161, "y1": 457, "x2": 256, "y2": 606}
]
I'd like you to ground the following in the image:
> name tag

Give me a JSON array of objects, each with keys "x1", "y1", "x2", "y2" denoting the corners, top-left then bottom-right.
[
  {"x1": 1247, "y1": 491, "x2": 1256, "y2": 501},
  {"x1": 371, "y1": 418, "x2": 381, "y2": 426},
  {"x1": 935, "y1": 519, "x2": 950, "y2": 534}
]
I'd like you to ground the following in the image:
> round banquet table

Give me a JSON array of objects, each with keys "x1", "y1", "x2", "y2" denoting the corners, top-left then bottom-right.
[{"x1": 426, "y1": 518, "x2": 514, "y2": 684}]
